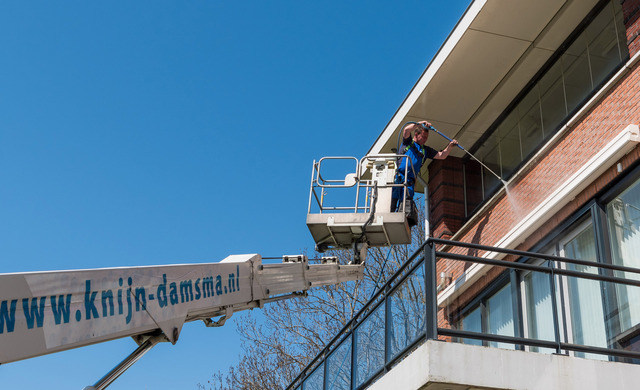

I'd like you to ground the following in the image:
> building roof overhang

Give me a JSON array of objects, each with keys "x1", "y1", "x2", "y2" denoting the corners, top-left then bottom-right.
[{"x1": 368, "y1": 0, "x2": 601, "y2": 161}]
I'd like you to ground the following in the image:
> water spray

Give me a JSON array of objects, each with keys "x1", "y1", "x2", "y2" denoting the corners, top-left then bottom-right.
[{"x1": 418, "y1": 123, "x2": 505, "y2": 185}]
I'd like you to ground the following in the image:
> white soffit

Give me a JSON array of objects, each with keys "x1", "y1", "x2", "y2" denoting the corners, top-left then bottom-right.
[
  {"x1": 369, "y1": 0, "x2": 601, "y2": 157},
  {"x1": 408, "y1": 29, "x2": 531, "y2": 128}
]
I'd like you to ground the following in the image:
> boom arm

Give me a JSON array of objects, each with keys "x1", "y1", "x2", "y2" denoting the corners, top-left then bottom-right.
[{"x1": 0, "y1": 254, "x2": 362, "y2": 368}]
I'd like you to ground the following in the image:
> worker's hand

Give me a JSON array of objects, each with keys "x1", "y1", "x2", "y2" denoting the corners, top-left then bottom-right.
[
  {"x1": 443, "y1": 139, "x2": 458, "y2": 150},
  {"x1": 435, "y1": 139, "x2": 458, "y2": 160},
  {"x1": 404, "y1": 121, "x2": 431, "y2": 139},
  {"x1": 417, "y1": 120, "x2": 432, "y2": 130}
]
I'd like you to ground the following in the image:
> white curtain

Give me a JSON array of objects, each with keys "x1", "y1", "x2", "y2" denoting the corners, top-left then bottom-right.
[
  {"x1": 524, "y1": 270, "x2": 555, "y2": 352},
  {"x1": 564, "y1": 225, "x2": 607, "y2": 359},
  {"x1": 487, "y1": 283, "x2": 515, "y2": 349},
  {"x1": 461, "y1": 306, "x2": 482, "y2": 346}
]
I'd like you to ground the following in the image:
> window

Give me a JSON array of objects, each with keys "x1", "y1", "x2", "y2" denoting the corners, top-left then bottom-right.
[
  {"x1": 539, "y1": 62, "x2": 567, "y2": 136},
  {"x1": 563, "y1": 34, "x2": 592, "y2": 113},
  {"x1": 560, "y1": 221, "x2": 608, "y2": 359},
  {"x1": 457, "y1": 279, "x2": 516, "y2": 350},
  {"x1": 522, "y1": 259, "x2": 557, "y2": 353},
  {"x1": 519, "y1": 172, "x2": 640, "y2": 360},
  {"x1": 497, "y1": 111, "x2": 522, "y2": 175},
  {"x1": 456, "y1": 170, "x2": 640, "y2": 360},
  {"x1": 516, "y1": 87, "x2": 544, "y2": 160},
  {"x1": 586, "y1": 0, "x2": 625, "y2": 87},
  {"x1": 519, "y1": 218, "x2": 609, "y2": 359},
  {"x1": 461, "y1": 306, "x2": 482, "y2": 346},
  {"x1": 477, "y1": 136, "x2": 501, "y2": 198},
  {"x1": 606, "y1": 178, "x2": 640, "y2": 346},
  {"x1": 486, "y1": 284, "x2": 516, "y2": 349}
]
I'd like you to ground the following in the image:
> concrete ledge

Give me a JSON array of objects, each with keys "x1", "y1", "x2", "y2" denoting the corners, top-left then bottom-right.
[{"x1": 368, "y1": 340, "x2": 640, "y2": 390}]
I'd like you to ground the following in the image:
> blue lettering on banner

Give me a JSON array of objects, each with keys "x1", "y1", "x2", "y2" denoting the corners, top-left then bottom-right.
[
  {"x1": 0, "y1": 266, "x2": 243, "y2": 334},
  {"x1": 22, "y1": 297, "x2": 46, "y2": 329},
  {"x1": 180, "y1": 280, "x2": 193, "y2": 303},
  {"x1": 84, "y1": 280, "x2": 99, "y2": 320},
  {"x1": 0, "y1": 299, "x2": 17, "y2": 334},
  {"x1": 101, "y1": 290, "x2": 114, "y2": 318},
  {"x1": 51, "y1": 295, "x2": 72, "y2": 325}
]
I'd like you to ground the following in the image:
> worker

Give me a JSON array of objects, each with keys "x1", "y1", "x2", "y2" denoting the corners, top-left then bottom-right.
[{"x1": 391, "y1": 121, "x2": 458, "y2": 219}]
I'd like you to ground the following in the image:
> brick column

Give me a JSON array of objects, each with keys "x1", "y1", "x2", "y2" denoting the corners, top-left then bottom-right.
[{"x1": 427, "y1": 156, "x2": 466, "y2": 239}]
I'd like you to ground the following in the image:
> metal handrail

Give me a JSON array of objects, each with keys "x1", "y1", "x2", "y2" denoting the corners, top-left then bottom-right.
[
  {"x1": 431, "y1": 237, "x2": 640, "y2": 275},
  {"x1": 307, "y1": 154, "x2": 416, "y2": 215},
  {"x1": 285, "y1": 241, "x2": 428, "y2": 389},
  {"x1": 286, "y1": 238, "x2": 640, "y2": 390}
]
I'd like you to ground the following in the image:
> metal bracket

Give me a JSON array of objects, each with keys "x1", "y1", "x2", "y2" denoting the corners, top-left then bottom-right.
[{"x1": 203, "y1": 306, "x2": 234, "y2": 328}]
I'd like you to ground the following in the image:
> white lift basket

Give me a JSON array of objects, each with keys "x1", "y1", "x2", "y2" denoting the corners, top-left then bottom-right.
[{"x1": 306, "y1": 154, "x2": 413, "y2": 255}]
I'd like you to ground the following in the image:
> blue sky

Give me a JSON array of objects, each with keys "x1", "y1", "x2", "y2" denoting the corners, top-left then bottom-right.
[{"x1": 0, "y1": 1, "x2": 470, "y2": 388}]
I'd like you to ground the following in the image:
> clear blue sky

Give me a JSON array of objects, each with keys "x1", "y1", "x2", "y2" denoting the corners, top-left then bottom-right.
[{"x1": 0, "y1": 1, "x2": 470, "y2": 388}]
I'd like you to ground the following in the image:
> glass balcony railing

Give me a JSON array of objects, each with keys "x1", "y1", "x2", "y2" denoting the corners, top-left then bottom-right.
[{"x1": 286, "y1": 238, "x2": 640, "y2": 390}]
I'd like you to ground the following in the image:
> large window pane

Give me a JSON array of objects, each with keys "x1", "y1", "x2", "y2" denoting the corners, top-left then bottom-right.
[
  {"x1": 487, "y1": 283, "x2": 516, "y2": 349},
  {"x1": 497, "y1": 111, "x2": 522, "y2": 177},
  {"x1": 563, "y1": 223, "x2": 608, "y2": 359},
  {"x1": 477, "y1": 135, "x2": 501, "y2": 197},
  {"x1": 457, "y1": 282, "x2": 515, "y2": 349},
  {"x1": 387, "y1": 266, "x2": 426, "y2": 359},
  {"x1": 562, "y1": 34, "x2": 592, "y2": 114},
  {"x1": 460, "y1": 306, "x2": 482, "y2": 346},
  {"x1": 517, "y1": 87, "x2": 543, "y2": 159},
  {"x1": 586, "y1": 1, "x2": 623, "y2": 88},
  {"x1": 612, "y1": 0, "x2": 628, "y2": 56},
  {"x1": 607, "y1": 180, "x2": 640, "y2": 338},
  {"x1": 539, "y1": 62, "x2": 567, "y2": 136},
  {"x1": 524, "y1": 270, "x2": 557, "y2": 353},
  {"x1": 354, "y1": 303, "x2": 385, "y2": 388},
  {"x1": 326, "y1": 336, "x2": 352, "y2": 390}
]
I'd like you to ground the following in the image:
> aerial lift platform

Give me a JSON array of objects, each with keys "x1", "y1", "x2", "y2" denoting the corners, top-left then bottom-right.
[{"x1": 306, "y1": 154, "x2": 418, "y2": 262}]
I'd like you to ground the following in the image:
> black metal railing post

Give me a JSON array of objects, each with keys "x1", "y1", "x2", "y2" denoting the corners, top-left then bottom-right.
[
  {"x1": 425, "y1": 240, "x2": 438, "y2": 340},
  {"x1": 549, "y1": 260, "x2": 563, "y2": 355},
  {"x1": 384, "y1": 283, "x2": 391, "y2": 371},
  {"x1": 322, "y1": 350, "x2": 327, "y2": 390}
]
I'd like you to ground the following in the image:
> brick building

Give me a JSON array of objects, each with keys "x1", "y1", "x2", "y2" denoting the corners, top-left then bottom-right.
[{"x1": 292, "y1": 0, "x2": 640, "y2": 389}]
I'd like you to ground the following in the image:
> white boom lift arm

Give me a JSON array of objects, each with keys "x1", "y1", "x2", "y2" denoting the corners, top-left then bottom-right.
[{"x1": 0, "y1": 254, "x2": 363, "y2": 389}]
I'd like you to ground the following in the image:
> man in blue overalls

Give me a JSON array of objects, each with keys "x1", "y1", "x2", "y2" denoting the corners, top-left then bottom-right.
[{"x1": 391, "y1": 121, "x2": 458, "y2": 216}]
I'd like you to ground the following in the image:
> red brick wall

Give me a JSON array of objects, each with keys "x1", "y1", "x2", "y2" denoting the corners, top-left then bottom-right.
[
  {"x1": 428, "y1": 158, "x2": 483, "y2": 240},
  {"x1": 428, "y1": 156, "x2": 466, "y2": 239},
  {"x1": 624, "y1": 0, "x2": 640, "y2": 56},
  {"x1": 433, "y1": 54, "x2": 640, "y2": 327}
]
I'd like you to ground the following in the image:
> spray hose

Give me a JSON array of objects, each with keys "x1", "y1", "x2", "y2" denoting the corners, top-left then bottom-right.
[{"x1": 398, "y1": 121, "x2": 503, "y2": 182}]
